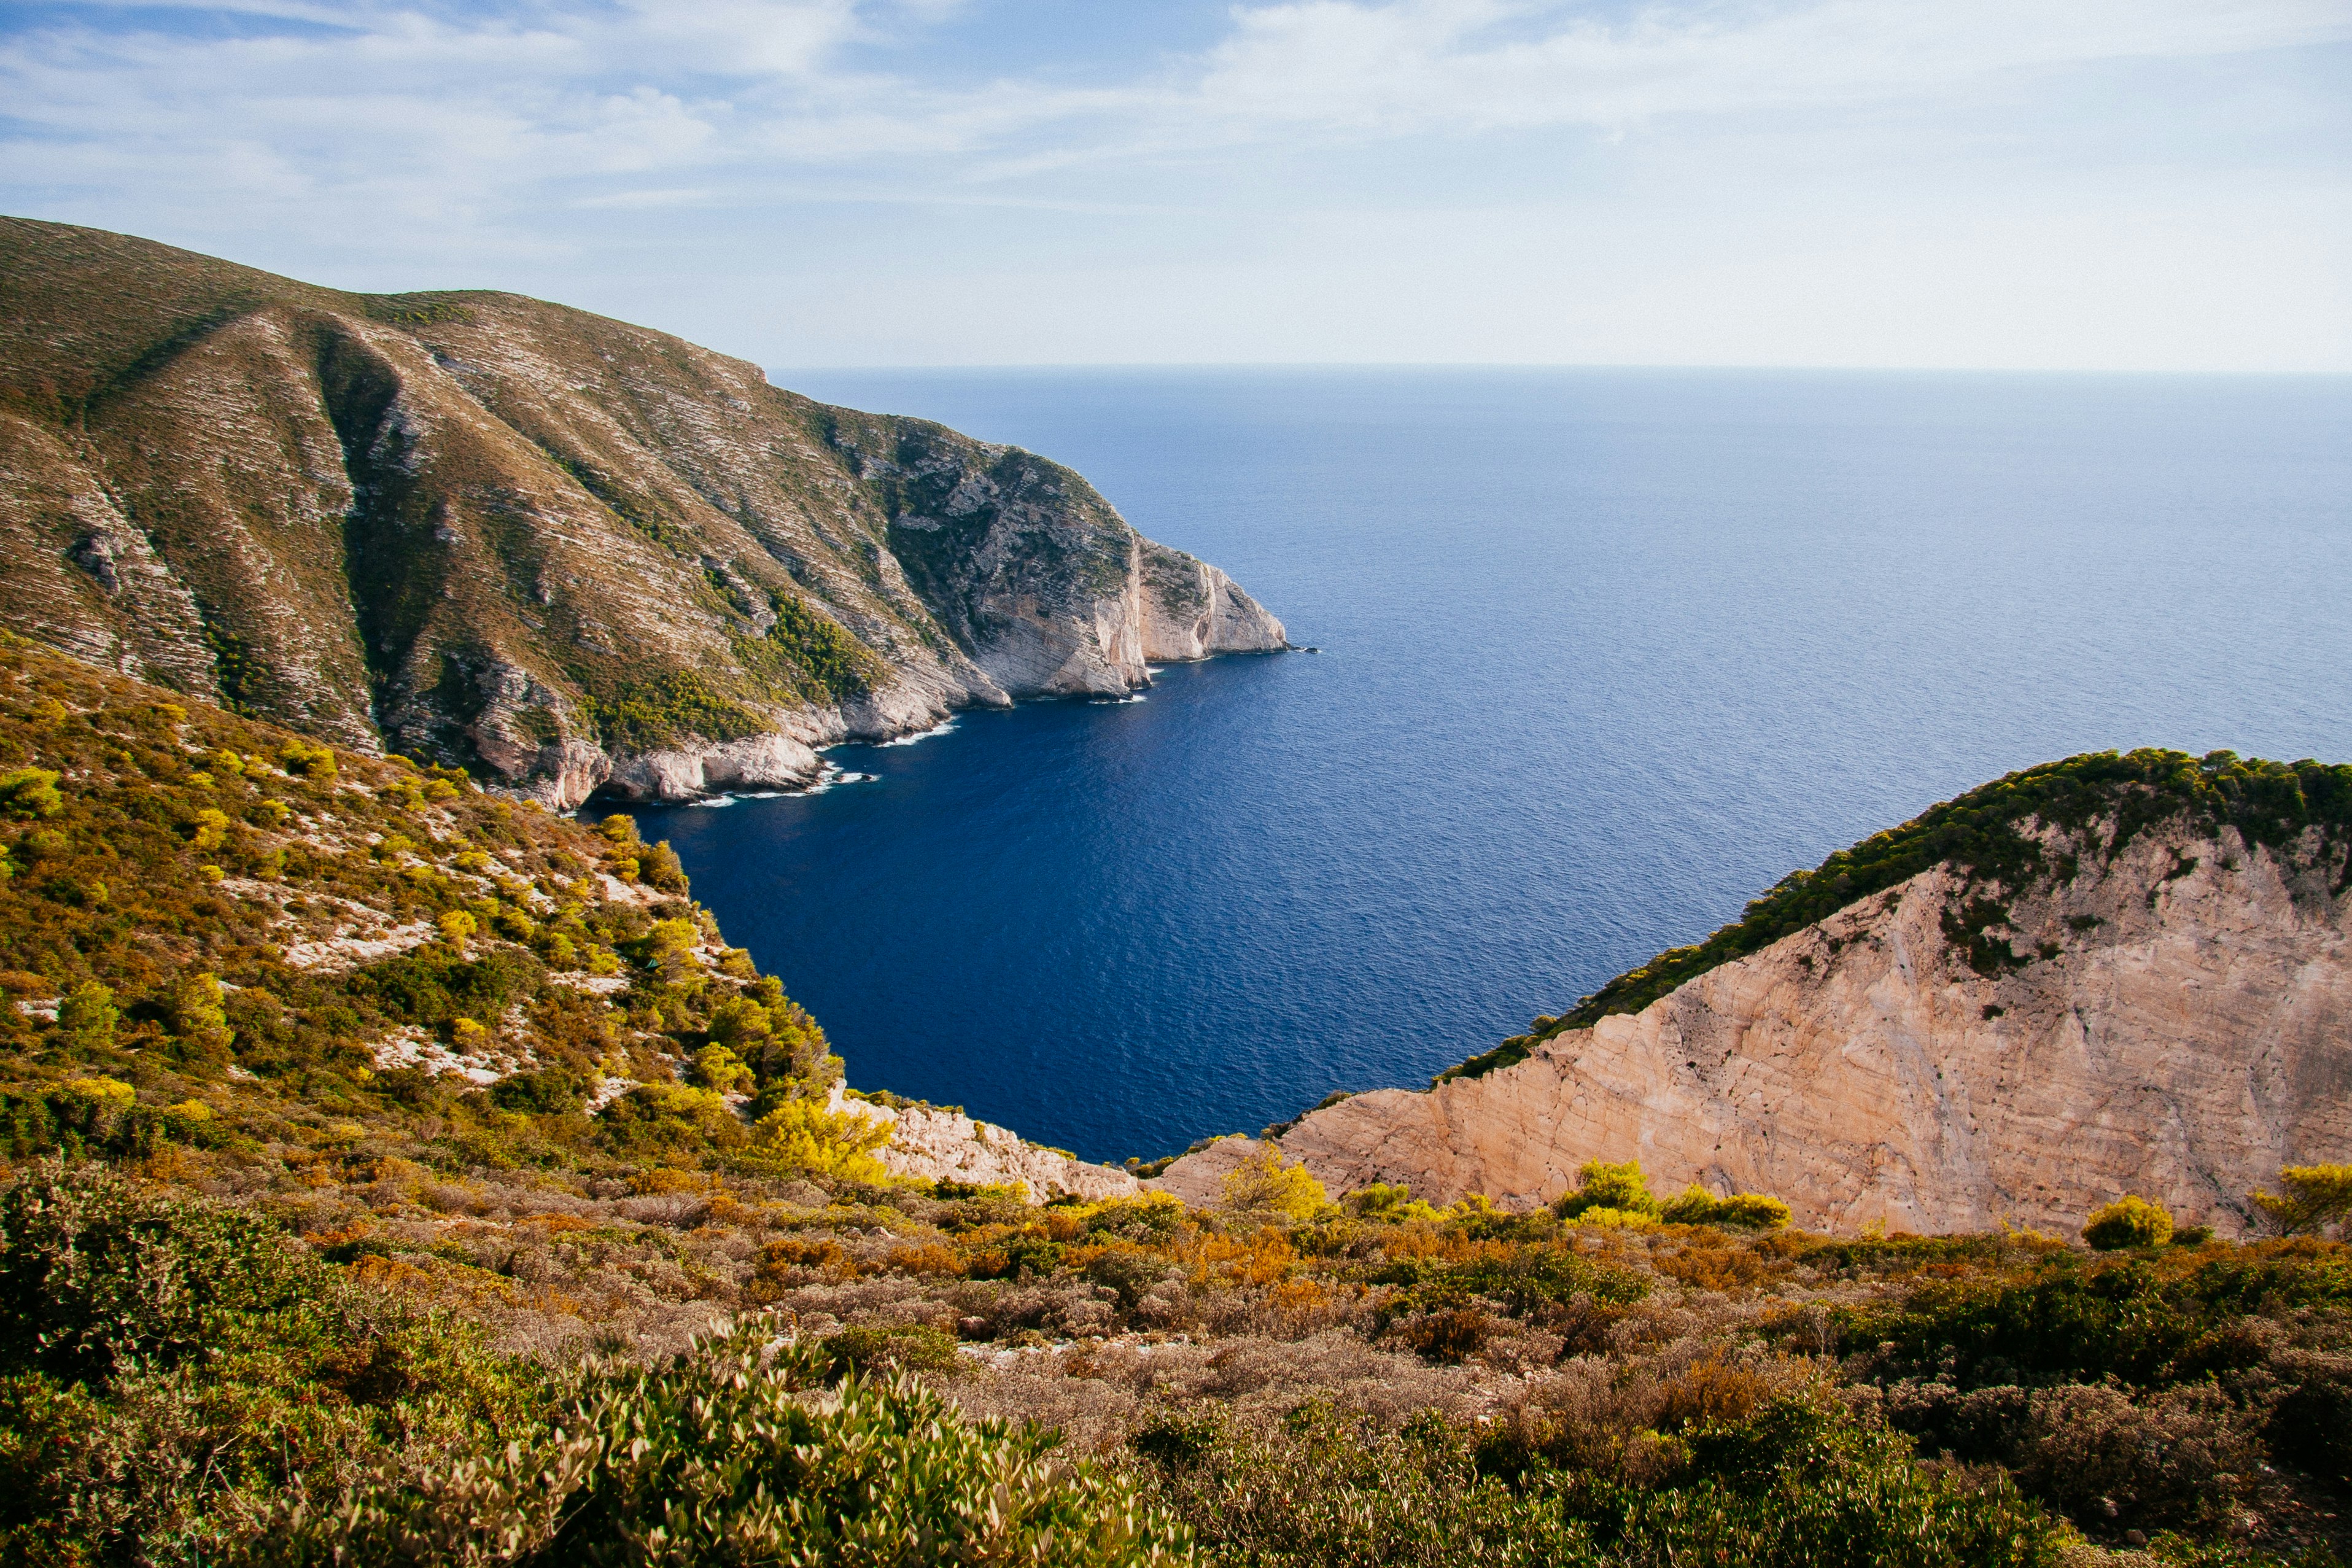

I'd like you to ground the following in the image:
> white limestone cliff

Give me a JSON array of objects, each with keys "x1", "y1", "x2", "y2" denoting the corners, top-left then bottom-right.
[
  {"x1": 828, "y1": 1084, "x2": 1143, "y2": 1203},
  {"x1": 1166, "y1": 820, "x2": 2351, "y2": 1236}
]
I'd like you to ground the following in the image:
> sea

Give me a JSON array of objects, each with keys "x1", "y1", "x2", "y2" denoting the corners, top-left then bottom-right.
[{"x1": 620, "y1": 368, "x2": 2352, "y2": 1166}]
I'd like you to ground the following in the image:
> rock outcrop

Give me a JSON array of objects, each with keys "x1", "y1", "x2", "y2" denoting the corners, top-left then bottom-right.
[
  {"x1": 1163, "y1": 756, "x2": 2352, "y2": 1236},
  {"x1": 829, "y1": 1084, "x2": 1142, "y2": 1203},
  {"x1": 0, "y1": 218, "x2": 1284, "y2": 807}
]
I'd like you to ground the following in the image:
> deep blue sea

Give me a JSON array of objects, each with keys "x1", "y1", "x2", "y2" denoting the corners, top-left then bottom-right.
[{"x1": 624, "y1": 369, "x2": 2352, "y2": 1166}]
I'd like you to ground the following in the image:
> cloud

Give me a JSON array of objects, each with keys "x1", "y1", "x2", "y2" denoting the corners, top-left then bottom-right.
[
  {"x1": 0, "y1": 0, "x2": 2341, "y2": 365},
  {"x1": 1185, "y1": 0, "x2": 2352, "y2": 136}
]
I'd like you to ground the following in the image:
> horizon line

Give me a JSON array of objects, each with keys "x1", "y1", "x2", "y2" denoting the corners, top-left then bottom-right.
[{"x1": 770, "y1": 362, "x2": 2352, "y2": 379}]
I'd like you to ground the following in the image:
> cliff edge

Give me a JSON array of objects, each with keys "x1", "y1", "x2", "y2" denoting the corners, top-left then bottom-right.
[
  {"x1": 1170, "y1": 751, "x2": 2352, "y2": 1235},
  {"x1": 0, "y1": 217, "x2": 1284, "y2": 806}
]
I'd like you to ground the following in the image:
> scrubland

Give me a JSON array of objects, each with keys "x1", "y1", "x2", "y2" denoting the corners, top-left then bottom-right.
[{"x1": 0, "y1": 635, "x2": 2346, "y2": 1567}]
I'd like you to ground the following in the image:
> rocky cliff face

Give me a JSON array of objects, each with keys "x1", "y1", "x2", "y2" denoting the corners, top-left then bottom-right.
[
  {"x1": 0, "y1": 219, "x2": 1284, "y2": 806},
  {"x1": 827, "y1": 1084, "x2": 1142, "y2": 1203},
  {"x1": 1171, "y1": 755, "x2": 2352, "y2": 1235}
]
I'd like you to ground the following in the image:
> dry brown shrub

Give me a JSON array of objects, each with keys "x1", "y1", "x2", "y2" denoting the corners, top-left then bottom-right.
[
  {"x1": 1654, "y1": 1241, "x2": 1767, "y2": 1293},
  {"x1": 1653, "y1": 1354, "x2": 1777, "y2": 1430},
  {"x1": 742, "y1": 1235, "x2": 862, "y2": 1300},
  {"x1": 887, "y1": 1242, "x2": 966, "y2": 1276},
  {"x1": 1391, "y1": 1306, "x2": 1496, "y2": 1364}
]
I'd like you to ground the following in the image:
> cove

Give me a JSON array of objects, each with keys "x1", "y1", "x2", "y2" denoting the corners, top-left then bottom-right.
[{"x1": 623, "y1": 368, "x2": 2352, "y2": 1165}]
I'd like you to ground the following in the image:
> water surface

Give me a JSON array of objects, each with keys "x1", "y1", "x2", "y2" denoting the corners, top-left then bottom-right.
[{"x1": 627, "y1": 368, "x2": 2352, "y2": 1165}]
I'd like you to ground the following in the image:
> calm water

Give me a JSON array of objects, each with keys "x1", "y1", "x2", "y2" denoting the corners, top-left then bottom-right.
[{"x1": 626, "y1": 369, "x2": 2352, "y2": 1165}]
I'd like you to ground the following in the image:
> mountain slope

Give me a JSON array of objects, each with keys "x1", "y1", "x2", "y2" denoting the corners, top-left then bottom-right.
[
  {"x1": 1180, "y1": 751, "x2": 2352, "y2": 1233},
  {"x1": 0, "y1": 634, "x2": 1126, "y2": 1200},
  {"x1": 0, "y1": 217, "x2": 1283, "y2": 805}
]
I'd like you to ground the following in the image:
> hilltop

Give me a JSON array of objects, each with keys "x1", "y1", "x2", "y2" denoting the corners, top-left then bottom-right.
[{"x1": 0, "y1": 217, "x2": 1283, "y2": 806}]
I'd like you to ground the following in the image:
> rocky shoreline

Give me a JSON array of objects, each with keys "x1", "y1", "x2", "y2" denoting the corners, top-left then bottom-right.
[{"x1": 560, "y1": 643, "x2": 1296, "y2": 810}]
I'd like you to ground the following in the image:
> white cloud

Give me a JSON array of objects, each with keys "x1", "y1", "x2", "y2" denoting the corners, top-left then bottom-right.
[
  {"x1": 1185, "y1": 0, "x2": 2352, "y2": 135},
  {"x1": 0, "y1": 0, "x2": 2343, "y2": 365}
]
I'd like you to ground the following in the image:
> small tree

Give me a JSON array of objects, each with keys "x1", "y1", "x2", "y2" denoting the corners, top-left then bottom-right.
[
  {"x1": 742, "y1": 1098, "x2": 892, "y2": 1183},
  {"x1": 2251, "y1": 1165, "x2": 2352, "y2": 1238},
  {"x1": 2082, "y1": 1194, "x2": 2173, "y2": 1251},
  {"x1": 169, "y1": 972, "x2": 233, "y2": 1058}
]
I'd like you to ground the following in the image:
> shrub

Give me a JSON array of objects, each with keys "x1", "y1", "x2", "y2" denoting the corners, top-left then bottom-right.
[
  {"x1": 600, "y1": 1082, "x2": 746, "y2": 1160},
  {"x1": 706, "y1": 996, "x2": 771, "y2": 1052},
  {"x1": 1221, "y1": 1148, "x2": 1329, "y2": 1222},
  {"x1": 0, "y1": 1163, "x2": 537, "y2": 1567},
  {"x1": 640, "y1": 840, "x2": 688, "y2": 894},
  {"x1": 1659, "y1": 1185, "x2": 1793, "y2": 1230},
  {"x1": 2084, "y1": 1195, "x2": 2174, "y2": 1251},
  {"x1": 276, "y1": 739, "x2": 336, "y2": 780},
  {"x1": 1131, "y1": 1400, "x2": 1599, "y2": 1566},
  {"x1": 689, "y1": 1043, "x2": 753, "y2": 1094},
  {"x1": 257, "y1": 1327, "x2": 1189, "y2": 1567},
  {"x1": 820, "y1": 1323, "x2": 960, "y2": 1380},
  {"x1": 737, "y1": 1096, "x2": 891, "y2": 1182},
  {"x1": 0, "y1": 768, "x2": 64, "y2": 820},
  {"x1": 1878, "y1": 1379, "x2": 2262, "y2": 1533},
  {"x1": 53, "y1": 982, "x2": 117, "y2": 1051},
  {"x1": 1554, "y1": 1160, "x2": 1661, "y2": 1222},
  {"x1": 166, "y1": 971, "x2": 232, "y2": 1057}
]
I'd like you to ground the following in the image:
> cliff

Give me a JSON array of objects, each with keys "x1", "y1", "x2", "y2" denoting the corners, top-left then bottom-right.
[
  {"x1": 1169, "y1": 751, "x2": 2352, "y2": 1234},
  {"x1": 0, "y1": 218, "x2": 1284, "y2": 807},
  {"x1": 828, "y1": 1082, "x2": 1141, "y2": 1202}
]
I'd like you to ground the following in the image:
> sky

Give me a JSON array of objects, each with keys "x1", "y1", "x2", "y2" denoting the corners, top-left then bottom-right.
[{"x1": 2, "y1": 0, "x2": 2348, "y2": 370}]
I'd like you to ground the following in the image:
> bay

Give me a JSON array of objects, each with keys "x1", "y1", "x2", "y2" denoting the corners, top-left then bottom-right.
[{"x1": 624, "y1": 368, "x2": 2352, "y2": 1166}]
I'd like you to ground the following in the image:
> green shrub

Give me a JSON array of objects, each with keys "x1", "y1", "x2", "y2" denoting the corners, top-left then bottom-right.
[
  {"x1": 820, "y1": 1323, "x2": 959, "y2": 1380},
  {"x1": 2084, "y1": 1195, "x2": 2174, "y2": 1251},
  {"x1": 258, "y1": 1327, "x2": 1189, "y2": 1567},
  {"x1": 53, "y1": 981, "x2": 117, "y2": 1052},
  {"x1": 1659, "y1": 1185, "x2": 1793, "y2": 1230},
  {"x1": 0, "y1": 1163, "x2": 538, "y2": 1567},
  {"x1": 1133, "y1": 1400, "x2": 1600, "y2": 1565},
  {"x1": 1554, "y1": 1160, "x2": 1661, "y2": 1222},
  {"x1": 0, "y1": 768, "x2": 64, "y2": 820},
  {"x1": 1131, "y1": 1392, "x2": 2059, "y2": 1568}
]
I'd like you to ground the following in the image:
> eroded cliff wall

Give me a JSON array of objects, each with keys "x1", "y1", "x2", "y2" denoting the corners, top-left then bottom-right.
[{"x1": 1211, "y1": 777, "x2": 2352, "y2": 1235}]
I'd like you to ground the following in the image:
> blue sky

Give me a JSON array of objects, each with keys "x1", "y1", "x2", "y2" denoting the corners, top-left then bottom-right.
[{"x1": 3, "y1": 0, "x2": 2346, "y2": 369}]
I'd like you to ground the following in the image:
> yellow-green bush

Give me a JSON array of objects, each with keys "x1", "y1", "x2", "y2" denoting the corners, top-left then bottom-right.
[
  {"x1": 1222, "y1": 1146, "x2": 1329, "y2": 1222},
  {"x1": 739, "y1": 1097, "x2": 891, "y2": 1182},
  {"x1": 1554, "y1": 1159, "x2": 1661, "y2": 1222},
  {"x1": 2082, "y1": 1195, "x2": 2174, "y2": 1251}
]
